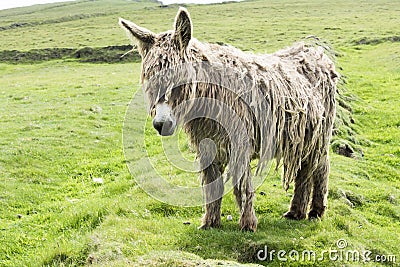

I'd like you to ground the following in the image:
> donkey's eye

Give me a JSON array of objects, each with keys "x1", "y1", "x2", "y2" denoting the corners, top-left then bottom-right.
[{"x1": 150, "y1": 107, "x2": 156, "y2": 117}]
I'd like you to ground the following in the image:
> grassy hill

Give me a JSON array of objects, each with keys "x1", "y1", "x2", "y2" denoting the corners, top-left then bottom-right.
[{"x1": 0, "y1": 0, "x2": 399, "y2": 266}]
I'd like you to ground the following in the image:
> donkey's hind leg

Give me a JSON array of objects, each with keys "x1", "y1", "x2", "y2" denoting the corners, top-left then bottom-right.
[
  {"x1": 308, "y1": 155, "x2": 329, "y2": 219},
  {"x1": 199, "y1": 162, "x2": 224, "y2": 229},
  {"x1": 233, "y1": 178, "x2": 242, "y2": 211},
  {"x1": 284, "y1": 160, "x2": 313, "y2": 220},
  {"x1": 234, "y1": 167, "x2": 258, "y2": 232}
]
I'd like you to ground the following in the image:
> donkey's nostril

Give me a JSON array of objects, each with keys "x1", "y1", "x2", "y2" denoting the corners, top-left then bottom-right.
[
  {"x1": 164, "y1": 120, "x2": 172, "y2": 129},
  {"x1": 153, "y1": 120, "x2": 164, "y2": 134}
]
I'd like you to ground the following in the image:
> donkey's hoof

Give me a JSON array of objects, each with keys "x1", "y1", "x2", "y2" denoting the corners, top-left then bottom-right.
[
  {"x1": 283, "y1": 211, "x2": 306, "y2": 220},
  {"x1": 198, "y1": 223, "x2": 220, "y2": 230},
  {"x1": 198, "y1": 224, "x2": 209, "y2": 230},
  {"x1": 240, "y1": 216, "x2": 258, "y2": 232},
  {"x1": 240, "y1": 224, "x2": 257, "y2": 232},
  {"x1": 198, "y1": 218, "x2": 221, "y2": 230},
  {"x1": 308, "y1": 209, "x2": 324, "y2": 220}
]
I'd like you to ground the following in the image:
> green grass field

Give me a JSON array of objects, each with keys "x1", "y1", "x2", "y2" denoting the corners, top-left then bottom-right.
[{"x1": 0, "y1": 0, "x2": 399, "y2": 266}]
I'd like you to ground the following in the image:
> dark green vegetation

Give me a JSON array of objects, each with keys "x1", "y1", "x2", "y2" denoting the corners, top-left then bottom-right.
[
  {"x1": 0, "y1": 45, "x2": 140, "y2": 63},
  {"x1": 0, "y1": 0, "x2": 399, "y2": 266}
]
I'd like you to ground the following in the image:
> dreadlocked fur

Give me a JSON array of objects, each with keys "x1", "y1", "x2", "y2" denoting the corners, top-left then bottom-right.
[{"x1": 120, "y1": 7, "x2": 338, "y2": 232}]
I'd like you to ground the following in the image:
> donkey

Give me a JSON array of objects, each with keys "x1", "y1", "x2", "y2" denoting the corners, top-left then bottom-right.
[{"x1": 119, "y1": 7, "x2": 338, "y2": 231}]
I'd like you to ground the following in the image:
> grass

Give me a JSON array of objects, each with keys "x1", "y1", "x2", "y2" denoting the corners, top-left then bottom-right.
[{"x1": 0, "y1": 0, "x2": 399, "y2": 266}]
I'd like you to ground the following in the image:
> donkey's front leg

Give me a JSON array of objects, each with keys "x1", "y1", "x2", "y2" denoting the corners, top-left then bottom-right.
[{"x1": 199, "y1": 162, "x2": 224, "y2": 229}]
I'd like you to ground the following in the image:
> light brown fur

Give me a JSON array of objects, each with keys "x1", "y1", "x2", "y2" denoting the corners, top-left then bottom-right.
[{"x1": 120, "y1": 7, "x2": 338, "y2": 231}]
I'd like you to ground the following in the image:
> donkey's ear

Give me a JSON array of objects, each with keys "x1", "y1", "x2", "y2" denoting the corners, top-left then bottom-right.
[
  {"x1": 174, "y1": 7, "x2": 192, "y2": 52},
  {"x1": 119, "y1": 18, "x2": 155, "y2": 56}
]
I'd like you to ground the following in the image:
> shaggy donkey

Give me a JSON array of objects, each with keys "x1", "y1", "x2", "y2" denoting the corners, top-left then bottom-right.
[{"x1": 119, "y1": 7, "x2": 338, "y2": 231}]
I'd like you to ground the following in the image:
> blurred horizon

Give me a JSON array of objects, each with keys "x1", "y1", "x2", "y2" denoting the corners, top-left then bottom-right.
[
  {"x1": 0, "y1": 0, "x2": 75, "y2": 11},
  {"x1": 0, "y1": 0, "x2": 242, "y2": 11}
]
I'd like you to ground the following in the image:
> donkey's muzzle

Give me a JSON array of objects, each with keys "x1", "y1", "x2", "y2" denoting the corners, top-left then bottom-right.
[{"x1": 153, "y1": 118, "x2": 175, "y2": 136}]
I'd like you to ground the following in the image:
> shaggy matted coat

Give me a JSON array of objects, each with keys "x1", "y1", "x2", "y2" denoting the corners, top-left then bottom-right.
[{"x1": 120, "y1": 7, "x2": 338, "y2": 231}]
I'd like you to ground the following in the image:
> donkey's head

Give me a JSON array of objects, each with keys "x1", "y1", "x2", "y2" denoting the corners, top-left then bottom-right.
[{"x1": 119, "y1": 7, "x2": 193, "y2": 136}]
